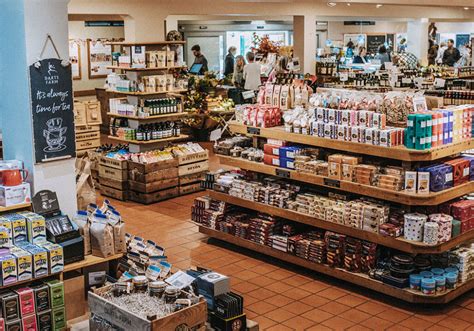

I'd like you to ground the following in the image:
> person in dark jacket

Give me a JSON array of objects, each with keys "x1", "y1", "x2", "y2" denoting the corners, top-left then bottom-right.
[
  {"x1": 191, "y1": 44, "x2": 208, "y2": 74},
  {"x1": 353, "y1": 47, "x2": 368, "y2": 64},
  {"x1": 442, "y1": 39, "x2": 461, "y2": 66},
  {"x1": 224, "y1": 46, "x2": 237, "y2": 77}
]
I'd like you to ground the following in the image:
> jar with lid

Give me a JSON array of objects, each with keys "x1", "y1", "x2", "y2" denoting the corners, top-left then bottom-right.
[
  {"x1": 132, "y1": 276, "x2": 148, "y2": 293},
  {"x1": 164, "y1": 286, "x2": 180, "y2": 304},
  {"x1": 149, "y1": 281, "x2": 167, "y2": 298}
]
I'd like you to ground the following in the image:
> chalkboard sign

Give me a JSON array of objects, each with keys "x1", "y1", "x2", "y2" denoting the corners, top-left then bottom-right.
[
  {"x1": 32, "y1": 190, "x2": 60, "y2": 216},
  {"x1": 29, "y1": 58, "x2": 76, "y2": 163},
  {"x1": 367, "y1": 35, "x2": 386, "y2": 55}
]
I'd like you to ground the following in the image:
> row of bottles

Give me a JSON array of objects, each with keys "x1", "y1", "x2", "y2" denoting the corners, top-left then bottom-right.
[
  {"x1": 129, "y1": 121, "x2": 181, "y2": 141},
  {"x1": 141, "y1": 98, "x2": 180, "y2": 115}
]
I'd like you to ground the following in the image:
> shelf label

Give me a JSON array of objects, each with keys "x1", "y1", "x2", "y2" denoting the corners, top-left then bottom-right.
[
  {"x1": 247, "y1": 127, "x2": 260, "y2": 135},
  {"x1": 324, "y1": 178, "x2": 340, "y2": 188},
  {"x1": 275, "y1": 168, "x2": 291, "y2": 179}
]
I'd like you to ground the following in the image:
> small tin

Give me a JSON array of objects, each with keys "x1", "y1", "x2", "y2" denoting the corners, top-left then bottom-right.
[
  {"x1": 132, "y1": 276, "x2": 148, "y2": 293},
  {"x1": 446, "y1": 272, "x2": 458, "y2": 289},
  {"x1": 36, "y1": 309, "x2": 52, "y2": 331},
  {"x1": 420, "y1": 271, "x2": 434, "y2": 279},
  {"x1": 149, "y1": 281, "x2": 167, "y2": 298},
  {"x1": 431, "y1": 268, "x2": 445, "y2": 276},
  {"x1": 435, "y1": 275, "x2": 446, "y2": 293},
  {"x1": 409, "y1": 274, "x2": 422, "y2": 291},
  {"x1": 421, "y1": 278, "x2": 436, "y2": 295}
]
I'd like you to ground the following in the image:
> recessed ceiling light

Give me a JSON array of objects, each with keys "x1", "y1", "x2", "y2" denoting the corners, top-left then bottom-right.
[
  {"x1": 376, "y1": 4, "x2": 383, "y2": 8},
  {"x1": 347, "y1": 3, "x2": 351, "y2": 6},
  {"x1": 464, "y1": 7, "x2": 469, "y2": 10},
  {"x1": 327, "y1": 2, "x2": 337, "y2": 7}
]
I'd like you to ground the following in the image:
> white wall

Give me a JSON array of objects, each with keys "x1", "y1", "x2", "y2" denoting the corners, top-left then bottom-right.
[
  {"x1": 326, "y1": 21, "x2": 407, "y2": 42},
  {"x1": 69, "y1": 20, "x2": 124, "y2": 92},
  {"x1": 436, "y1": 22, "x2": 474, "y2": 34}
]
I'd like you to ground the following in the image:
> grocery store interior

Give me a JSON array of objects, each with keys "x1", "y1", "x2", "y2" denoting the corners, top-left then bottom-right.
[{"x1": 0, "y1": 0, "x2": 473, "y2": 330}]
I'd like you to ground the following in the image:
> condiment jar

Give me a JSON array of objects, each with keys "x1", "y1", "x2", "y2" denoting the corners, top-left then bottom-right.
[
  {"x1": 149, "y1": 281, "x2": 167, "y2": 298},
  {"x1": 164, "y1": 286, "x2": 180, "y2": 304},
  {"x1": 132, "y1": 276, "x2": 148, "y2": 293}
]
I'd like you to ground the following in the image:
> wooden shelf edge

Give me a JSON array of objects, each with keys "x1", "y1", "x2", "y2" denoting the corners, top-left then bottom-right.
[
  {"x1": 107, "y1": 41, "x2": 186, "y2": 46},
  {"x1": 207, "y1": 190, "x2": 474, "y2": 254},
  {"x1": 218, "y1": 155, "x2": 474, "y2": 206},
  {"x1": 64, "y1": 253, "x2": 123, "y2": 272},
  {"x1": 107, "y1": 112, "x2": 187, "y2": 120},
  {"x1": 0, "y1": 203, "x2": 31, "y2": 213},
  {"x1": 107, "y1": 66, "x2": 187, "y2": 71},
  {"x1": 108, "y1": 135, "x2": 190, "y2": 145},
  {"x1": 106, "y1": 89, "x2": 187, "y2": 96},
  {"x1": 228, "y1": 122, "x2": 474, "y2": 162},
  {"x1": 199, "y1": 226, "x2": 474, "y2": 304}
]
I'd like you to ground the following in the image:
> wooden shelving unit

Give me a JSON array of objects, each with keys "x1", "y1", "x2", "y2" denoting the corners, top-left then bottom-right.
[
  {"x1": 106, "y1": 89, "x2": 188, "y2": 96},
  {"x1": 229, "y1": 122, "x2": 474, "y2": 162},
  {"x1": 199, "y1": 226, "x2": 473, "y2": 304},
  {"x1": 106, "y1": 41, "x2": 186, "y2": 46},
  {"x1": 0, "y1": 202, "x2": 31, "y2": 213},
  {"x1": 208, "y1": 190, "x2": 474, "y2": 254},
  {"x1": 219, "y1": 156, "x2": 474, "y2": 206},
  {"x1": 107, "y1": 65, "x2": 187, "y2": 71},
  {"x1": 107, "y1": 112, "x2": 187, "y2": 121},
  {"x1": 108, "y1": 134, "x2": 189, "y2": 145}
]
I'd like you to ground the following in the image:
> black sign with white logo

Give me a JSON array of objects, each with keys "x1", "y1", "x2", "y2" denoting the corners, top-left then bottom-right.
[{"x1": 30, "y1": 58, "x2": 76, "y2": 163}]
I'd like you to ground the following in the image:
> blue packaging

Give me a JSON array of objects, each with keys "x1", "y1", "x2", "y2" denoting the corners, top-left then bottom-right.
[
  {"x1": 279, "y1": 158, "x2": 295, "y2": 170},
  {"x1": 446, "y1": 272, "x2": 457, "y2": 289},
  {"x1": 419, "y1": 164, "x2": 453, "y2": 192},
  {"x1": 421, "y1": 278, "x2": 436, "y2": 295},
  {"x1": 420, "y1": 271, "x2": 433, "y2": 278},
  {"x1": 431, "y1": 268, "x2": 445, "y2": 276},
  {"x1": 409, "y1": 274, "x2": 422, "y2": 290},
  {"x1": 278, "y1": 146, "x2": 301, "y2": 159}
]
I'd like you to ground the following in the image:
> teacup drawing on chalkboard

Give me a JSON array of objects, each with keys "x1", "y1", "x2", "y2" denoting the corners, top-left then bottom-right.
[{"x1": 43, "y1": 117, "x2": 67, "y2": 152}]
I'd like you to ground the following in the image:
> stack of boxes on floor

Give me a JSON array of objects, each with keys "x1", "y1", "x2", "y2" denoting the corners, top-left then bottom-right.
[
  {"x1": 74, "y1": 100, "x2": 102, "y2": 156},
  {"x1": 98, "y1": 143, "x2": 209, "y2": 203}
]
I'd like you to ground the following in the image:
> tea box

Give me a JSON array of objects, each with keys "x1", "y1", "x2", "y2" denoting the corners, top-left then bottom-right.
[
  {"x1": 52, "y1": 306, "x2": 66, "y2": 330},
  {"x1": 21, "y1": 314, "x2": 37, "y2": 331},
  {"x1": 0, "y1": 291, "x2": 20, "y2": 321},
  {"x1": 40, "y1": 243, "x2": 63, "y2": 274},
  {"x1": 4, "y1": 214, "x2": 27, "y2": 245},
  {"x1": 36, "y1": 309, "x2": 52, "y2": 331},
  {"x1": 30, "y1": 284, "x2": 50, "y2": 313},
  {"x1": 0, "y1": 255, "x2": 17, "y2": 286},
  {"x1": 25, "y1": 214, "x2": 46, "y2": 245},
  {"x1": 5, "y1": 318, "x2": 21, "y2": 331},
  {"x1": 11, "y1": 247, "x2": 32, "y2": 282},
  {"x1": 18, "y1": 244, "x2": 48, "y2": 278},
  {"x1": 45, "y1": 280, "x2": 64, "y2": 308},
  {"x1": 0, "y1": 226, "x2": 12, "y2": 254},
  {"x1": 14, "y1": 288, "x2": 35, "y2": 316}
]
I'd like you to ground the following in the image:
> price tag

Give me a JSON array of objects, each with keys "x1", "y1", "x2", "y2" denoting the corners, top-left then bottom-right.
[
  {"x1": 414, "y1": 77, "x2": 424, "y2": 89},
  {"x1": 402, "y1": 77, "x2": 412, "y2": 84},
  {"x1": 242, "y1": 90, "x2": 255, "y2": 100},
  {"x1": 247, "y1": 127, "x2": 260, "y2": 135},
  {"x1": 434, "y1": 78, "x2": 446, "y2": 88},
  {"x1": 275, "y1": 168, "x2": 291, "y2": 179},
  {"x1": 324, "y1": 178, "x2": 341, "y2": 188},
  {"x1": 339, "y1": 72, "x2": 348, "y2": 82}
]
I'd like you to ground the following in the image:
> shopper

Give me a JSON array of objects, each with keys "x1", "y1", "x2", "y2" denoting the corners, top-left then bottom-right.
[
  {"x1": 224, "y1": 46, "x2": 237, "y2": 77},
  {"x1": 243, "y1": 52, "x2": 261, "y2": 91},
  {"x1": 398, "y1": 38, "x2": 407, "y2": 53},
  {"x1": 353, "y1": 47, "x2": 368, "y2": 64},
  {"x1": 436, "y1": 42, "x2": 447, "y2": 64},
  {"x1": 428, "y1": 41, "x2": 438, "y2": 66},
  {"x1": 375, "y1": 45, "x2": 390, "y2": 68},
  {"x1": 442, "y1": 39, "x2": 461, "y2": 67},
  {"x1": 191, "y1": 45, "x2": 208, "y2": 74},
  {"x1": 232, "y1": 55, "x2": 246, "y2": 88}
]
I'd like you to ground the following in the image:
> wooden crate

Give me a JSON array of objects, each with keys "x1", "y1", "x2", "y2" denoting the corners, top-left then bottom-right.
[
  {"x1": 85, "y1": 100, "x2": 102, "y2": 125},
  {"x1": 76, "y1": 131, "x2": 100, "y2": 142},
  {"x1": 74, "y1": 101, "x2": 87, "y2": 126},
  {"x1": 129, "y1": 167, "x2": 179, "y2": 183},
  {"x1": 99, "y1": 165, "x2": 128, "y2": 181},
  {"x1": 128, "y1": 178, "x2": 178, "y2": 194},
  {"x1": 75, "y1": 125, "x2": 100, "y2": 133},
  {"x1": 179, "y1": 182, "x2": 203, "y2": 195},
  {"x1": 89, "y1": 286, "x2": 207, "y2": 331},
  {"x1": 99, "y1": 177, "x2": 128, "y2": 190},
  {"x1": 76, "y1": 137, "x2": 100, "y2": 151},
  {"x1": 128, "y1": 187, "x2": 179, "y2": 204},
  {"x1": 128, "y1": 158, "x2": 178, "y2": 174},
  {"x1": 179, "y1": 171, "x2": 206, "y2": 186},
  {"x1": 177, "y1": 150, "x2": 209, "y2": 165},
  {"x1": 100, "y1": 185, "x2": 127, "y2": 201},
  {"x1": 100, "y1": 156, "x2": 128, "y2": 170},
  {"x1": 178, "y1": 160, "x2": 209, "y2": 177}
]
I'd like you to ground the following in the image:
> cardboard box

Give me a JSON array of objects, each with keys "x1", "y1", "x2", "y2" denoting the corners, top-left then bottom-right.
[
  {"x1": 45, "y1": 280, "x2": 64, "y2": 308},
  {"x1": 36, "y1": 309, "x2": 52, "y2": 331},
  {"x1": 30, "y1": 284, "x2": 50, "y2": 313},
  {"x1": 14, "y1": 288, "x2": 35, "y2": 316},
  {"x1": 0, "y1": 255, "x2": 17, "y2": 286},
  {"x1": 52, "y1": 306, "x2": 66, "y2": 330},
  {"x1": 0, "y1": 183, "x2": 31, "y2": 207},
  {"x1": 64, "y1": 275, "x2": 86, "y2": 321},
  {"x1": 0, "y1": 291, "x2": 20, "y2": 322}
]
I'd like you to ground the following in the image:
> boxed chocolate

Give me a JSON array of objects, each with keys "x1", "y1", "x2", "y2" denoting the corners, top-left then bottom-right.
[
  {"x1": 52, "y1": 306, "x2": 66, "y2": 330},
  {"x1": 45, "y1": 280, "x2": 64, "y2": 308},
  {"x1": 0, "y1": 291, "x2": 20, "y2": 321},
  {"x1": 14, "y1": 288, "x2": 35, "y2": 316},
  {"x1": 0, "y1": 255, "x2": 17, "y2": 286},
  {"x1": 36, "y1": 309, "x2": 52, "y2": 331},
  {"x1": 30, "y1": 284, "x2": 50, "y2": 313}
]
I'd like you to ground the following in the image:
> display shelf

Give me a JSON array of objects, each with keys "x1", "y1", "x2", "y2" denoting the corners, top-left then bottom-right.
[
  {"x1": 229, "y1": 122, "x2": 474, "y2": 162},
  {"x1": 199, "y1": 225, "x2": 473, "y2": 304},
  {"x1": 208, "y1": 190, "x2": 473, "y2": 254},
  {"x1": 107, "y1": 112, "x2": 187, "y2": 121},
  {"x1": 0, "y1": 203, "x2": 31, "y2": 213},
  {"x1": 218, "y1": 155, "x2": 474, "y2": 206},
  {"x1": 107, "y1": 134, "x2": 190, "y2": 145},
  {"x1": 106, "y1": 89, "x2": 188, "y2": 96},
  {"x1": 107, "y1": 65, "x2": 187, "y2": 71},
  {"x1": 107, "y1": 41, "x2": 186, "y2": 46},
  {"x1": 64, "y1": 253, "x2": 123, "y2": 272}
]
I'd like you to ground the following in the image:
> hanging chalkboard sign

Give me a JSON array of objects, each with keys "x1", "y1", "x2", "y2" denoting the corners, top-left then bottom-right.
[
  {"x1": 367, "y1": 35, "x2": 386, "y2": 55},
  {"x1": 29, "y1": 58, "x2": 76, "y2": 163}
]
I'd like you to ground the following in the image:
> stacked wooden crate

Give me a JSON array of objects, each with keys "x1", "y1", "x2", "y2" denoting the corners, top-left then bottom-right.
[
  {"x1": 128, "y1": 158, "x2": 180, "y2": 204},
  {"x1": 74, "y1": 100, "x2": 102, "y2": 156},
  {"x1": 177, "y1": 150, "x2": 209, "y2": 195},
  {"x1": 98, "y1": 157, "x2": 128, "y2": 201}
]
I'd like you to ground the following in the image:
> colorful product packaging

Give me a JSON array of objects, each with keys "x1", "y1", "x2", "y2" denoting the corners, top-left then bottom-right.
[
  {"x1": 14, "y1": 288, "x2": 35, "y2": 316},
  {"x1": 11, "y1": 247, "x2": 32, "y2": 282},
  {"x1": 0, "y1": 255, "x2": 17, "y2": 286},
  {"x1": 45, "y1": 280, "x2": 64, "y2": 308}
]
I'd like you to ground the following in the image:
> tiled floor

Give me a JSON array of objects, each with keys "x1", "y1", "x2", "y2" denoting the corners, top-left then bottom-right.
[{"x1": 97, "y1": 144, "x2": 474, "y2": 330}]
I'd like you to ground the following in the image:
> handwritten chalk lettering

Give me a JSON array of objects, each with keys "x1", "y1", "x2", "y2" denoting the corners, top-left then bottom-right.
[{"x1": 36, "y1": 102, "x2": 71, "y2": 114}]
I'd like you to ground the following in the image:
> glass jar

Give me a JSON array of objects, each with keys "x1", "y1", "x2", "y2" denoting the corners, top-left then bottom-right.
[
  {"x1": 132, "y1": 276, "x2": 148, "y2": 293},
  {"x1": 164, "y1": 286, "x2": 180, "y2": 304},
  {"x1": 149, "y1": 281, "x2": 167, "y2": 298}
]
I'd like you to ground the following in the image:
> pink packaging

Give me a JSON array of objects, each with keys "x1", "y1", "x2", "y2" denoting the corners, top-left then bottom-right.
[
  {"x1": 22, "y1": 314, "x2": 37, "y2": 331},
  {"x1": 15, "y1": 288, "x2": 35, "y2": 316}
]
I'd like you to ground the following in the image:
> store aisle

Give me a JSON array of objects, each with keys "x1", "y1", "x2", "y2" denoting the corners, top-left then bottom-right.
[{"x1": 98, "y1": 146, "x2": 474, "y2": 331}]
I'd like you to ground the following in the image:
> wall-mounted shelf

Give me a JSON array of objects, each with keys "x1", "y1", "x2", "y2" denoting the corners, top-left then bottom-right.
[
  {"x1": 107, "y1": 66, "x2": 187, "y2": 72},
  {"x1": 107, "y1": 112, "x2": 187, "y2": 121},
  {"x1": 106, "y1": 41, "x2": 186, "y2": 46},
  {"x1": 218, "y1": 155, "x2": 474, "y2": 206},
  {"x1": 106, "y1": 89, "x2": 187, "y2": 96},
  {"x1": 0, "y1": 203, "x2": 31, "y2": 213},
  {"x1": 108, "y1": 134, "x2": 189, "y2": 145}
]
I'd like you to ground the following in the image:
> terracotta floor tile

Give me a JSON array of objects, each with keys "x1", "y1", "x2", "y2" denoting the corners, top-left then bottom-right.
[
  {"x1": 246, "y1": 301, "x2": 278, "y2": 315},
  {"x1": 425, "y1": 325, "x2": 454, "y2": 331},
  {"x1": 399, "y1": 316, "x2": 435, "y2": 330},
  {"x1": 244, "y1": 309, "x2": 259, "y2": 320},
  {"x1": 336, "y1": 294, "x2": 367, "y2": 308},
  {"x1": 378, "y1": 308, "x2": 411, "y2": 323},
  {"x1": 249, "y1": 275, "x2": 275, "y2": 287},
  {"x1": 301, "y1": 308, "x2": 334, "y2": 323},
  {"x1": 357, "y1": 301, "x2": 389, "y2": 315},
  {"x1": 252, "y1": 264, "x2": 280, "y2": 274},
  {"x1": 267, "y1": 269, "x2": 296, "y2": 281},
  {"x1": 319, "y1": 301, "x2": 351, "y2": 315},
  {"x1": 362, "y1": 316, "x2": 394, "y2": 330},
  {"x1": 339, "y1": 308, "x2": 372, "y2": 324},
  {"x1": 265, "y1": 325, "x2": 295, "y2": 331},
  {"x1": 234, "y1": 269, "x2": 261, "y2": 281},
  {"x1": 299, "y1": 294, "x2": 331, "y2": 308},
  {"x1": 466, "y1": 302, "x2": 474, "y2": 311},
  {"x1": 232, "y1": 282, "x2": 260, "y2": 294},
  {"x1": 282, "y1": 287, "x2": 311, "y2": 301},
  {"x1": 298, "y1": 281, "x2": 330, "y2": 294},
  {"x1": 385, "y1": 325, "x2": 412, "y2": 331},
  {"x1": 247, "y1": 287, "x2": 277, "y2": 301},
  {"x1": 264, "y1": 294, "x2": 295, "y2": 308},
  {"x1": 346, "y1": 325, "x2": 373, "y2": 331},
  {"x1": 449, "y1": 307, "x2": 474, "y2": 323},
  {"x1": 305, "y1": 324, "x2": 334, "y2": 331},
  {"x1": 317, "y1": 287, "x2": 347, "y2": 300},
  {"x1": 282, "y1": 300, "x2": 314, "y2": 315},
  {"x1": 322, "y1": 316, "x2": 356, "y2": 330},
  {"x1": 282, "y1": 275, "x2": 313, "y2": 287},
  {"x1": 414, "y1": 311, "x2": 447, "y2": 324},
  {"x1": 266, "y1": 281, "x2": 294, "y2": 293},
  {"x1": 242, "y1": 295, "x2": 260, "y2": 306},
  {"x1": 265, "y1": 308, "x2": 297, "y2": 323},
  {"x1": 253, "y1": 316, "x2": 277, "y2": 330},
  {"x1": 282, "y1": 315, "x2": 315, "y2": 330}
]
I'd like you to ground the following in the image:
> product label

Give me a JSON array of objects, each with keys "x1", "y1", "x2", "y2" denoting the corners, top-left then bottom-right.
[
  {"x1": 463, "y1": 168, "x2": 470, "y2": 177},
  {"x1": 446, "y1": 173, "x2": 453, "y2": 182}
]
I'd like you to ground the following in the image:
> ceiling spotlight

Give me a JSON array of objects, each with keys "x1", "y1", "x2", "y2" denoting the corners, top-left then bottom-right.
[
  {"x1": 376, "y1": 4, "x2": 383, "y2": 8},
  {"x1": 464, "y1": 7, "x2": 469, "y2": 10},
  {"x1": 327, "y1": 2, "x2": 337, "y2": 7},
  {"x1": 347, "y1": 3, "x2": 351, "y2": 6}
]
